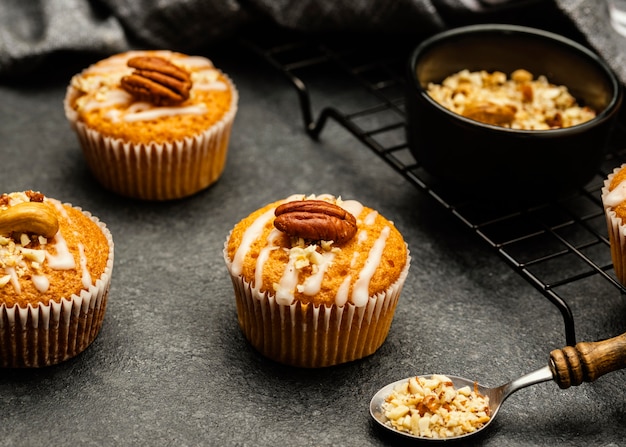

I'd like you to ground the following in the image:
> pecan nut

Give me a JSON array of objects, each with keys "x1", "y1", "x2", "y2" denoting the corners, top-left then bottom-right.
[
  {"x1": 274, "y1": 200, "x2": 357, "y2": 244},
  {"x1": 121, "y1": 56, "x2": 192, "y2": 105}
]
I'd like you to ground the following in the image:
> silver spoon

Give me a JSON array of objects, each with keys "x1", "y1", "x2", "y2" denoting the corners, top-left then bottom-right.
[{"x1": 370, "y1": 331, "x2": 626, "y2": 442}]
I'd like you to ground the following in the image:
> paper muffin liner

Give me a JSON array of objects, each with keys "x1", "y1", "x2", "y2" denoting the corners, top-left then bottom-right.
[
  {"x1": 0, "y1": 206, "x2": 114, "y2": 368},
  {"x1": 224, "y1": 244, "x2": 410, "y2": 368},
  {"x1": 64, "y1": 74, "x2": 238, "y2": 201},
  {"x1": 602, "y1": 164, "x2": 626, "y2": 285}
]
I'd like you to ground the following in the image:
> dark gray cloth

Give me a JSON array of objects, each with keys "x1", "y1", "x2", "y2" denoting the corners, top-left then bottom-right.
[{"x1": 0, "y1": 0, "x2": 563, "y2": 77}]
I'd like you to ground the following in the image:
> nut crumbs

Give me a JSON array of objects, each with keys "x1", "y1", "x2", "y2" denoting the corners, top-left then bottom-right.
[{"x1": 427, "y1": 69, "x2": 596, "y2": 129}]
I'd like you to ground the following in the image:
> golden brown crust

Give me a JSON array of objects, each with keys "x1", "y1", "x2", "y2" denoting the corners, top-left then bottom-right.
[
  {"x1": 67, "y1": 50, "x2": 234, "y2": 145},
  {"x1": 227, "y1": 198, "x2": 408, "y2": 307},
  {"x1": 608, "y1": 166, "x2": 626, "y2": 220},
  {"x1": 0, "y1": 202, "x2": 110, "y2": 308}
]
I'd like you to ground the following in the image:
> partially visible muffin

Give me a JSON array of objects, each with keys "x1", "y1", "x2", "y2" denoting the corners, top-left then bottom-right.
[
  {"x1": 0, "y1": 191, "x2": 114, "y2": 367},
  {"x1": 602, "y1": 164, "x2": 626, "y2": 285},
  {"x1": 223, "y1": 193, "x2": 410, "y2": 368},
  {"x1": 64, "y1": 50, "x2": 238, "y2": 200}
]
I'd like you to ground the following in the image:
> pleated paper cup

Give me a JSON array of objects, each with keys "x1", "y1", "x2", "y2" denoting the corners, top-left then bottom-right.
[
  {"x1": 64, "y1": 77, "x2": 238, "y2": 201},
  {"x1": 0, "y1": 210, "x2": 114, "y2": 368},
  {"x1": 602, "y1": 164, "x2": 626, "y2": 285},
  {"x1": 224, "y1": 246, "x2": 410, "y2": 368}
]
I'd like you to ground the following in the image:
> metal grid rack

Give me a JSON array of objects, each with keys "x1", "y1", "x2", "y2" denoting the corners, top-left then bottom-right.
[{"x1": 241, "y1": 27, "x2": 626, "y2": 347}]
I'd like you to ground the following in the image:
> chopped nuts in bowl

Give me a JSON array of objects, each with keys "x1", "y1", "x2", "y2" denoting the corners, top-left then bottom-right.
[
  {"x1": 426, "y1": 68, "x2": 597, "y2": 130},
  {"x1": 405, "y1": 24, "x2": 623, "y2": 199}
]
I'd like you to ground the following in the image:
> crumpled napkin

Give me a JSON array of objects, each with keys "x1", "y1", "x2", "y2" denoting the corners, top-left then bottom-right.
[{"x1": 0, "y1": 0, "x2": 554, "y2": 77}]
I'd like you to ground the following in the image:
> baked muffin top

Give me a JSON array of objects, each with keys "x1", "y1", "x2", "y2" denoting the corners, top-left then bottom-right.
[
  {"x1": 225, "y1": 194, "x2": 408, "y2": 307},
  {"x1": 604, "y1": 165, "x2": 626, "y2": 220},
  {"x1": 0, "y1": 191, "x2": 111, "y2": 308},
  {"x1": 65, "y1": 50, "x2": 235, "y2": 144}
]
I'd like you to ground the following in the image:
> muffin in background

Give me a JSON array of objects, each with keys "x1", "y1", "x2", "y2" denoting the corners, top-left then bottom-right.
[
  {"x1": 64, "y1": 50, "x2": 238, "y2": 201},
  {"x1": 0, "y1": 191, "x2": 114, "y2": 367},
  {"x1": 602, "y1": 164, "x2": 626, "y2": 285},
  {"x1": 223, "y1": 194, "x2": 410, "y2": 368}
]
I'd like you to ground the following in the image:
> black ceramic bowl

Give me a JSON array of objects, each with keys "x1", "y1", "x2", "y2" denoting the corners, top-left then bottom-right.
[{"x1": 405, "y1": 24, "x2": 623, "y2": 198}]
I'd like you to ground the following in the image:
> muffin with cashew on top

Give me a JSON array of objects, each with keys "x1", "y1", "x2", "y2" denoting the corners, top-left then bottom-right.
[
  {"x1": 223, "y1": 194, "x2": 410, "y2": 368},
  {"x1": 64, "y1": 50, "x2": 238, "y2": 200},
  {"x1": 0, "y1": 191, "x2": 114, "y2": 367}
]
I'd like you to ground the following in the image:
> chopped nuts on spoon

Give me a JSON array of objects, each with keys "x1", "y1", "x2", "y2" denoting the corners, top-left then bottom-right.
[
  {"x1": 426, "y1": 69, "x2": 596, "y2": 129},
  {"x1": 382, "y1": 374, "x2": 491, "y2": 439}
]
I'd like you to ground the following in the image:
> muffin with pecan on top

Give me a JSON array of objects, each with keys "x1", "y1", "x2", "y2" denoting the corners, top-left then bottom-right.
[
  {"x1": 223, "y1": 194, "x2": 410, "y2": 368},
  {"x1": 64, "y1": 50, "x2": 238, "y2": 200},
  {"x1": 0, "y1": 191, "x2": 114, "y2": 367}
]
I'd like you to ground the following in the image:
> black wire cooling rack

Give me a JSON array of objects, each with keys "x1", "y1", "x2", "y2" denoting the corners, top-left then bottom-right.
[{"x1": 240, "y1": 26, "x2": 626, "y2": 346}]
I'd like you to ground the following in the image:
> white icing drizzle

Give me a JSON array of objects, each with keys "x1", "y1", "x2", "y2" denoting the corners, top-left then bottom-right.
[
  {"x1": 364, "y1": 210, "x2": 378, "y2": 226},
  {"x1": 123, "y1": 104, "x2": 208, "y2": 122},
  {"x1": 339, "y1": 200, "x2": 364, "y2": 219},
  {"x1": 275, "y1": 255, "x2": 299, "y2": 306},
  {"x1": 182, "y1": 56, "x2": 215, "y2": 68},
  {"x1": 605, "y1": 180, "x2": 626, "y2": 207},
  {"x1": 358, "y1": 229, "x2": 368, "y2": 244},
  {"x1": 105, "y1": 109, "x2": 121, "y2": 122},
  {"x1": 256, "y1": 246, "x2": 277, "y2": 290},
  {"x1": 126, "y1": 101, "x2": 152, "y2": 113},
  {"x1": 6, "y1": 267, "x2": 20, "y2": 294},
  {"x1": 285, "y1": 194, "x2": 307, "y2": 202},
  {"x1": 254, "y1": 228, "x2": 283, "y2": 288},
  {"x1": 335, "y1": 276, "x2": 352, "y2": 307},
  {"x1": 82, "y1": 89, "x2": 131, "y2": 112},
  {"x1": 50, "y1": 199, "x2": 69, "y2": 220},
  {"x1": 193, "y1": 81, "x2": 228, "y2": 91},
  {"x1": 350, "y1": 251, "x2": 359, "y2": 268},
  {"x1": 32, "y1": 275, "x2": 50, "y2": 293},
  {"x1": 231, "y1": 208, "x2": 277, "y2": 276},
  {"x1": 299, "y1": 251, "x2": 335, "y2": 296},
  {"x1": 46, "y1": 231, "x2": 76, "y2": 270},
  {"x1": 78, "y1": 243, "x2": 91, "y2": 289},
  {"x1": 85, "y1": 63, "x2": 131, "y2": 75},
  {"x1": 351, "y1": 226, "x2": 391, "y2": 307},
  {"x1": 314, "y1": 193, "x2": 335, "y2": 201}
]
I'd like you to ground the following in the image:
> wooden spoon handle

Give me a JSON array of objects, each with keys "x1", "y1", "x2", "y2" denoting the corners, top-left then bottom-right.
[{"x1": 549, "y1": 332, "x2": 626, "y2": 389}]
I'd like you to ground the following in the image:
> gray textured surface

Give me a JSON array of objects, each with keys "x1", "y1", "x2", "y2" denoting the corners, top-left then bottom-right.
[
  {"x1": 556, "y1": 0, "x2": 626, "y2": 83},
  {"x1": 1, "y1": 6, "x2": 626, "y2": 447}
]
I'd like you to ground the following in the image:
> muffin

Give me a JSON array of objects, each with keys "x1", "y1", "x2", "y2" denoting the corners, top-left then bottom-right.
[
  {"x1": 602, "y1": 164, "x2": 626, "y2": 285},
  {"x1": 223, "y1": 194, "x2": 410, "y2": 368},
  {"x1": 0, "y1": 191, "x2": 114, "y2": 367},
  {"x1": 64, "y1": 50, "x2": 238, "y2": 200}
]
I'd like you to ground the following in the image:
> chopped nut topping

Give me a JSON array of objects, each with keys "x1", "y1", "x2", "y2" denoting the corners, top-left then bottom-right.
[
  {"x1": 427, "y1": 69, "x2": 596, "y2": 130},
  {"x1": 0, "y1": 192, "x2": 54, "y2": 292},
  {"x1": 382, "y1": 374, "x2": 490, "y2": 439}
]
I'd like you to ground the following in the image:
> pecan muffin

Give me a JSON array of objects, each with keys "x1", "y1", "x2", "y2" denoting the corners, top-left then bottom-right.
[
  {"x1": 0, "y1": 191, "x2": 114, "y2": 367},
  {"x1": 64, "y1": 50, "x2": 238, "y2": 200},
  {"x1": 223, "y1": 194, "x2": 410, "y2": 368},
  {"x1": 601, "y1": 164, "x2": 626, "y2": 285}
]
